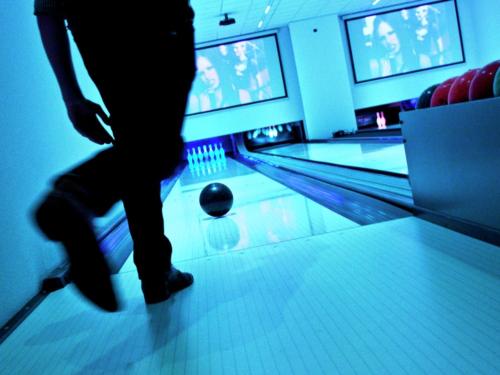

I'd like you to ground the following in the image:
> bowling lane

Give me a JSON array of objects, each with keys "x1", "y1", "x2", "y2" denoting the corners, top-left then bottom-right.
[
  {"x1": 259, "y1": 142, "x2": 408, "y2": 175},
  {"x1": 4, "y1": 157, "x2": 500, "y2": 375},
  {"x1": 120, "y1": 157, "x2": 361, "y2": 271}
]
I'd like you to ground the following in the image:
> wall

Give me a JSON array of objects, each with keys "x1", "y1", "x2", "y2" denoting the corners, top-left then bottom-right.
[
  {"x1": 181, "y1": 27, "x2": 304, "y2": 142},
  {"x1": 289, "y1": 15, "x2": 358, "y2": 139},
  {"x1": 0, "y1": 2, "x2": 105, "y2": 326},
  {"x1": 469, "y1": 0, "x2": 500, "y2": 65},
  {"x1": 288, "y1": 0, "x2": 494, "y2": 129},
  {"x1": 346, "y1": 0, "x2": 482, "y2": 109}
]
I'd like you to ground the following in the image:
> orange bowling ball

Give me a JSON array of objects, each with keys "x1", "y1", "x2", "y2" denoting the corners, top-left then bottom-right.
[
  {"x1": 448, "y1": 69, "x2": 479, "y2": 104},
  {"x1": 469, "y1": 60, "x2": 500, "y2": 100},
  {"x1": 430, "y1": 77, "x2": 457, "y2": 107}
]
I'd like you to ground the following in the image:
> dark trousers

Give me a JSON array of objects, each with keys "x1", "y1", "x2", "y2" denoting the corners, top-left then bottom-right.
[{"x1": 47, "y1": 8, "x2": 195, "y2": 280}]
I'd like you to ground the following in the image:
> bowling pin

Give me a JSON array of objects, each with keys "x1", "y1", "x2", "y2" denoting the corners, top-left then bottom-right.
[
  {"x1": 214, "y1": 144, "x2": 220, "y2": 161},
  {"x1": 219, "y1": 143, "x2": 225, "y2": 159},
  {"x1": 188, "y1": 160, "x2": 195, "y2": 176},
  {"x1": 376, "y1": 112, "x2": 382, "y2": 129},
  {"x1": 208, "y1": 144, "x2": 214, "y2": 161},
  {"x1": 203, "y1": 145, "x2": 208, "y2": 161},
  {"x1": 380, "y1": 112, "x2": 387, "y2": 129}
]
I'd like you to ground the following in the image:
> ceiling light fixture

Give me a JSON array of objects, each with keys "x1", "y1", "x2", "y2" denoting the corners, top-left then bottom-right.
[{"x1": 265, "y1": 5, "x2": 271, "y2": 14}]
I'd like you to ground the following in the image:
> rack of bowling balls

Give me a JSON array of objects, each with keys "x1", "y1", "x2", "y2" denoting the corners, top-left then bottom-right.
[{"x1": 417, "y1": 60, "x2": 500, "y2": 109}]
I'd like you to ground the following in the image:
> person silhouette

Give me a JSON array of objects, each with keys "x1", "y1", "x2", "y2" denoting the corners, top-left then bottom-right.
[
  {"x1": 188, "y1": 52, "x2": 239, "y2": 113},
  {"x1": 32, "y1": 0, "x2": 196, "y2": 311},
  {"x1": 373, "y1": 14, "x2": 418, "y2": 76},
  {"x1": 412, "y1": 5, "x2": 445, "y2": 68},
  {"x1": 229, "y1": 41, "x2": 272, "y2": 102}
]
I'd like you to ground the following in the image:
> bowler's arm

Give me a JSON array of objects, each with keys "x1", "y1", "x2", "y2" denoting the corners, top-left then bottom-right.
[{"x1": 36, "y1": 15, "x2": 84, "y2": 104}]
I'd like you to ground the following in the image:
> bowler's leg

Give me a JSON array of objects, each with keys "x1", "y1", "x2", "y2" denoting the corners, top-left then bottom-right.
[
  {"x1": 34, "y1": 148, "x2": 122, "y2": 311},
  {"x1": 65, "y1": 6, "x2": 196, "y2": 304}
]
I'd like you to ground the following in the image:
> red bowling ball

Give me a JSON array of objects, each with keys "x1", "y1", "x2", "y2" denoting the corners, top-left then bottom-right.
[
  {"x1": 468, "y1": 60, "x2": 500, "y2": 100},
  {"x1": 430, "y1": 77, "x2": 457, "y2": 107},
  {"x1": 448, "y1": 69, "x2": 479, "y2": 104}
]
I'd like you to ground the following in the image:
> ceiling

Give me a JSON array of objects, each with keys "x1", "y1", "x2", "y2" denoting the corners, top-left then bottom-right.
[{"x1": 190, "y1": 0, "x2": 414, "y2": 44}]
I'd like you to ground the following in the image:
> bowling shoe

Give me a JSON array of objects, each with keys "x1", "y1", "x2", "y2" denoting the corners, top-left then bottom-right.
[
  {"x1": 141, "y1": 266, "x2": 194, "y2": 304},
  {"x1": 34, "y1": 193, "x2": 119, "y2": 312}
]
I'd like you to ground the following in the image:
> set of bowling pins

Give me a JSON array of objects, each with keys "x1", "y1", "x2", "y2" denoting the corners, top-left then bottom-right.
[
  {"x1": 376, "y1": 111, "x2": 387, "y2": 129},
  {"x1": 187, "y1": 143, "x2": 227, "y2": 177},
  {"x1": 248, "y1": 124, "x2": 293, "y2": 140}
]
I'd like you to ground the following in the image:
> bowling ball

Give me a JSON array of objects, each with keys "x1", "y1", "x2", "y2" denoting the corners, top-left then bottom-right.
[
  {"x1": 469, "y1": 60, "x2": 500, "y2": 100},
  {"x1": 417, "y1": 83, "x2": 440, "y2": 109},
  {"x1": 448, "y1": 69, "x2": 479, "y2": 104},
  {"x1": 199, "y1": 182, "x2": 233, "y2": 217},
  {"x1": 430, "y1": 77, "x2": 457, "y2": 107},
  {"x1": 494, "y1": 66, "x2": 500, "y2": 97}
]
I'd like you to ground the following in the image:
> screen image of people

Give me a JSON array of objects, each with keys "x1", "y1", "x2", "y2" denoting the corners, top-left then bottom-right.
[
  {"x1": 347, "y1": 1, "x2": 464, "y2": 82},
  {"x1": 187, "y1": 35, "x2": 286, "y2": 115}
]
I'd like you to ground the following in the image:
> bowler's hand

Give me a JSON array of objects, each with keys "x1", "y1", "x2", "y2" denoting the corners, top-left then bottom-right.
[{"x1": 66, "y1": 99, "x2": 114, "y2": 145}]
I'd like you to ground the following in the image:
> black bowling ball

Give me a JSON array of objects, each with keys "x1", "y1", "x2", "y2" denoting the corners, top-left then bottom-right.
[
  {"x1": 199, "y1": 182, "x2": 233, "y2": 217},
  {"x1": 417, "y1": 83, "x2": 440, "y2": 109}
]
